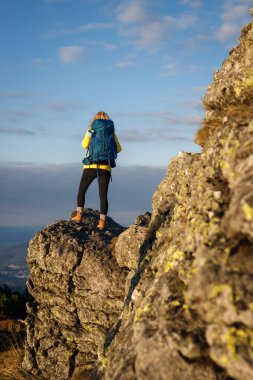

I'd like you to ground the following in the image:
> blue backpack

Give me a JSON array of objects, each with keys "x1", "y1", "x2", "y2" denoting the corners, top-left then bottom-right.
[{"x1": 82, "y1": 119, "x2": 117, "y2": 168}]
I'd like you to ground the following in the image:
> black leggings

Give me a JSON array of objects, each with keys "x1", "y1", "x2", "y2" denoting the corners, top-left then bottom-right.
[{"x1": 77, "y1": 169, "x2": 111, "y2": 214}]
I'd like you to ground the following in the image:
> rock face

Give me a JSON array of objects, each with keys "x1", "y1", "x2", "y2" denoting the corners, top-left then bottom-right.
[
  {"x1": 23, "y1": 210, "x2": 128, "y2": 379},
  {"x1": 97, "y1": 19, "x2": 253, "y2": 380},
  {"x1": 195, "y1": 18, "x2": 253, "y2": 147},
  {"x1": 24, "y1": 17, "x2": 253, "y2": 380}
]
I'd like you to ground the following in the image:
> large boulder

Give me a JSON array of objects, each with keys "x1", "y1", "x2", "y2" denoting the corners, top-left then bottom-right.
[{"x1": 23, "y1": 209, "x2": 128, "y2": 380}]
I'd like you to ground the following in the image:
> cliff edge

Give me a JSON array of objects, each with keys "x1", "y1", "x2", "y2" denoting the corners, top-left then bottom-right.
[{"x1": 24, "y1": 16, "x2": 253, "y2": 380}]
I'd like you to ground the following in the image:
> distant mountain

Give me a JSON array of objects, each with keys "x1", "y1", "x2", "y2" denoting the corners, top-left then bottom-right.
[
  {"x1": 0, "y1": 226, "x2": 41, "y2": 247},
  {"x1": 0, "y1": 243, "x2": 29, "y2": 291},
  {"x1": 0, "y1": 242, "x2": 28, "y2": 266},
  {"x1": 0, "y1": 264, "x2": 29, "y2": 292},
  {"x1": 0, "y1": 227, "x2": 40, "y2": 291}
]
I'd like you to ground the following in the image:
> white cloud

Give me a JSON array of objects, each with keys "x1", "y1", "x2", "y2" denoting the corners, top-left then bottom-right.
[
  {"x1": 181, "y1": 0, "x2": 202, "y2": 9},
  {"x1": 0, "y1": 91, "x2": 30, "y2": 98},
  {"x1": 216, "y1": 22, "x2": 241, "y2": 43},
  {"x1": 38, "y1": 101, "x2": 79, "y2": 113},
  {"x1": 116, "y1": 1, "x2": 197, "y2": 50},
  {"x1": 215, "y1": 1, "x2": 251, "y2": 44},
  {"x1": 32, "y1": 58, "x2": 45, "y2": 66},
  {"x1": 163, "y1": 62, "x2": 178, "y2": 76},
  {"x1": 0, "y1": 127, "x2": 35, "y2": 135},
  {"x1": 176, "y1": 14, "x2": 198, "y2": 29},
  {"x1": 43, "y1": 0, "x2": 198, "y2": 52},
  {"x1": 42, "y1": 23, "x2": 115, "y2": 39},
  {"x1": 221, "y1": 5, "x2": 250, "y2": 21},
  {"x1": 57, "y1": 45, "x2": 85, "y2": 64},
  {"x1": 161, "y1": 60, "x2": 202, "y2": 77},
  {"x1": 41, "y1": 28, "x2": 74, "y2": 39},
  {"x1": 119, "y1": 128, "x2": 194, "y2": 142},
  {"x1": 128, "y1": 14, "x2": 196, "y2": 49},
  {"x1": 114, "y1": 110, "x2": 170, "y2": 119},
  {"x1": 4, "y1": 110, "x2": 32, "y2": 120},
  {"x1": 137, "y1": 18, "x2": 168, "y2": 48},
  {"x1": 115, "y1": 56, "x2": 135, "y2": 68},
  {"x1": 117, "y1": 0, "x2": 146, "y2": 24},
  {"x1": 78, "y1": 22, "x2": 115, "y2": 31},
  {"x1": 114, "y1": 111, "x2": 202, "y2": 130},
  {"x1": 102, "y1": 42, "x2": 117, "y2": 50}
]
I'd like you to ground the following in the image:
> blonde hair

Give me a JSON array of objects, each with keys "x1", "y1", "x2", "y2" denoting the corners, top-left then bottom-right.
[{"x1": 89, "y1": 111, "x2": 111, "y2": 129}]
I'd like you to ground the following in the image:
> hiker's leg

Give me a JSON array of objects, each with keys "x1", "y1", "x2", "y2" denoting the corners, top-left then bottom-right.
[
  {"x1": 98, "y1": 169, "x2": 111, "y2": 215},
  {"x1": 77, "y1": 169, "x2": 97, "y2": 209}
]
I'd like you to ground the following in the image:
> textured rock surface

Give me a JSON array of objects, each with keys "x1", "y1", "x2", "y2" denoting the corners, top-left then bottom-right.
[
  {"x1": 195, "y1": 19, "x2": 253, "y2": 146},
  {"x1": 95, "y1": 18, "x2": 253, "y2": 380},
  {"x1": 101, "y1": 120, "x2": 253, "y2": 379},
  {"x1": 22, "y1": 210, "x2": 128, "y2": 380}
]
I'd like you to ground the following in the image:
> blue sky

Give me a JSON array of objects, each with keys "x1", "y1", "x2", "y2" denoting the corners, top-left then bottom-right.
[{"x1": 0, "y1": 0, "x2": 252, "y2": 227}]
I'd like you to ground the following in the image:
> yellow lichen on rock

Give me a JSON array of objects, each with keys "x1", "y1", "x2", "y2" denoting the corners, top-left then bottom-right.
[
  {"x1": 134, "y1": 303, "x2": 151, "y2": 323},
  {"x1": 163, "y1": 247, "x2": 185, "y2": 273},
  {"x1": 242, "y1": 203, "x2": 253, "y2": 221},
  {"x1": 225, "y1": 327, "x2": 253, "y2": 358},
  {"x1": 210, "y1": 284, "x2": 233, "y2": 301}
]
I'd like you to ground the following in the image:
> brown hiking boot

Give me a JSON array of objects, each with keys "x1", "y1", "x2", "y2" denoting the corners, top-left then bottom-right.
[
  {"x1": 70, "y1": 211, "x2": 83, "y2": 222},
  {"x1": 97, "y1": 219, "x2": 106, "y2": 230}
]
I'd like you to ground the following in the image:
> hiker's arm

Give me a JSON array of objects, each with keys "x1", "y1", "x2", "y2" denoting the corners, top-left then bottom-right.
[
  {"x1": 114, "y1": 133, "x2": 122, "y2": 153},
  {"x1": 82, "y1": 130, "x2": 91, "y2": 149}
]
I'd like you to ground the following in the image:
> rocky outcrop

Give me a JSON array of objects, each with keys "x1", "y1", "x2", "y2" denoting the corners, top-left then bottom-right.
[
  {"x1": 24, "y1": 16, "x2": 253, "y2": 380},
  {"x1": 100, "y1": 118, "x2": 253, "y2": 379},
  {"x1": 23, "y1": 210, "x2": 128, "y2": 379},
  {"x1": 195, "y1": 17, "x2": 253, "y2": 147},
  {"x1": 96, "y1": 18, "x2": 253, "y2": 380}
]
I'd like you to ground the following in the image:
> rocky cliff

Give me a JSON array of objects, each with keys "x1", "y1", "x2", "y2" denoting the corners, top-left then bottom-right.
[
  {"x1": 22, "y1": 211, "x2": 127, "y2": 379},
  {"x1": 24, "y1": 16, "x2": 253, "y2": 380}
]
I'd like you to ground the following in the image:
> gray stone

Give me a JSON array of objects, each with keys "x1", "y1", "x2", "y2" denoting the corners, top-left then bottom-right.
[{"x1": 23, "y1": 210, "x2": 127, "y2": 380}]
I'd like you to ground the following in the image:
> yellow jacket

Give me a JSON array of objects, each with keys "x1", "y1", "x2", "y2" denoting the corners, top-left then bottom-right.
[{"x1": 82, "y1": 130, "x2": 122, "y2": 171}]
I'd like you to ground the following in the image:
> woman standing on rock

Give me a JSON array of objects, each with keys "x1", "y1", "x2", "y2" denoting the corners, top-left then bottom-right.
[{"x1": 70, "y1": 111, "x2": 122, "y2": 230}]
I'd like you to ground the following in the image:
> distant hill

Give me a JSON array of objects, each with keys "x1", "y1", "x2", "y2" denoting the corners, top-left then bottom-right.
[
  {"x1": 0, "y1": 242, "x2": 28, "y2": 266},
  {"x1": 0, "y1": 227, "x2": 40, "y2": 290},
  {"x1": 0, "y1": 226, "x2": 41, "y2": 247}
]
